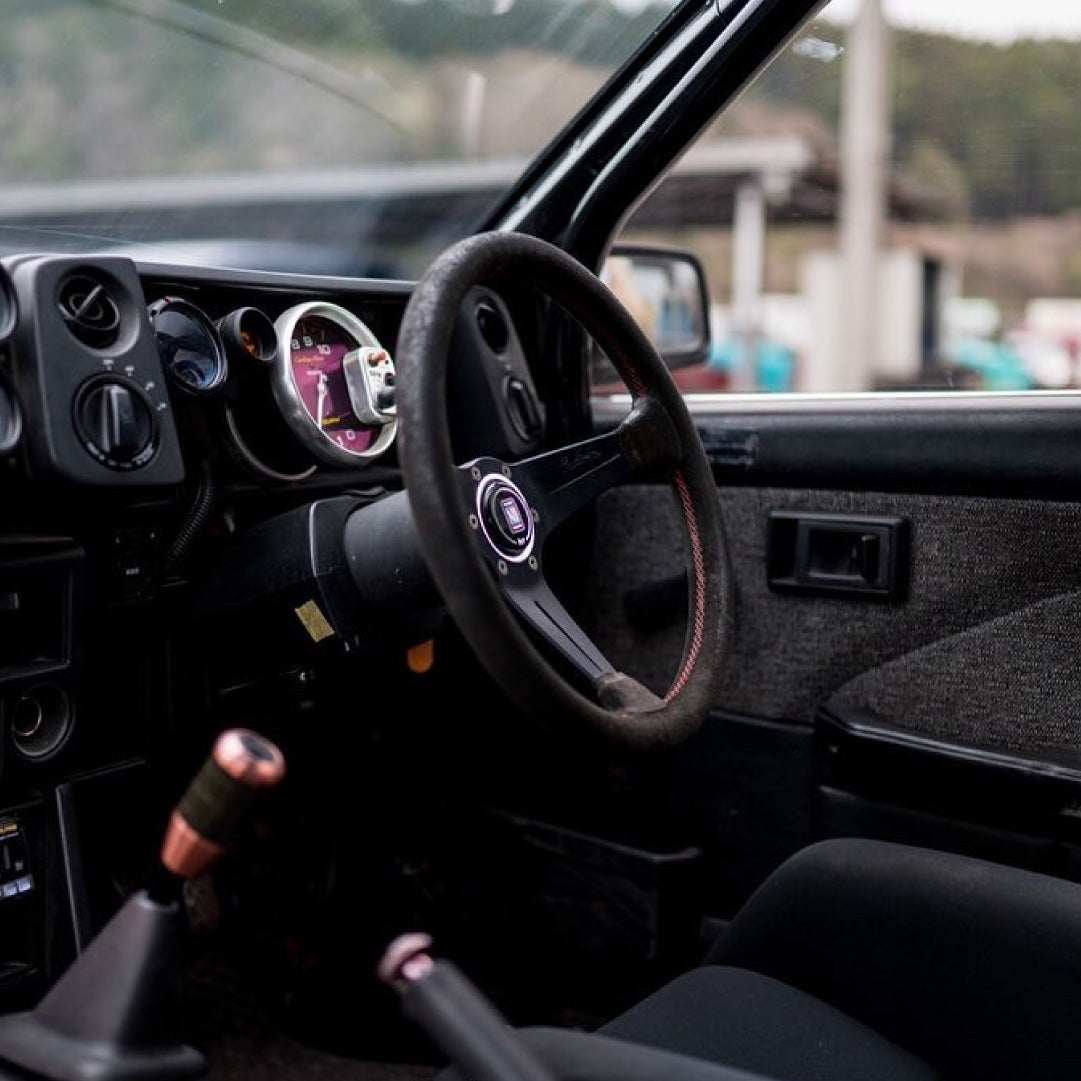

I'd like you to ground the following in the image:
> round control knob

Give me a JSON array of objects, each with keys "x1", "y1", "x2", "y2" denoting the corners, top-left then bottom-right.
[{"x1": 73, "y1": 376, "x2": 157, "y2": 469}]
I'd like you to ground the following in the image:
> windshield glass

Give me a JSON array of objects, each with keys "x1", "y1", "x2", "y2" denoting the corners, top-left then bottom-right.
[{"x1": 0, "y1": 0, "x2": 670, "y2": 279}]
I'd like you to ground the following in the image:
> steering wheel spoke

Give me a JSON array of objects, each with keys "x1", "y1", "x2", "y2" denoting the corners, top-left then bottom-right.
[
  {"x1": 499, "y1": 567, "x2": 614, "y2": 685},
  {"x1": 509, "y1": 397, "x2": 684, "y2": 534},
  {"x1": 510, "y1": 430, "x2": 631, "y2": 534}
]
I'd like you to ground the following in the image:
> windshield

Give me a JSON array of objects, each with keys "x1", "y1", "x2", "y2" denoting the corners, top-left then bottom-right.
[{"x1": 0, "y1": 0, "x2": 671, "y2": 279}]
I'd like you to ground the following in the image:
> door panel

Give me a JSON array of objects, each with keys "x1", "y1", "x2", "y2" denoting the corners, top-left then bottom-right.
[
  {"x1": 830, "y1": 589, "x2": 1081, "y2": 756},
  {"x1": 586, "y1": 481, "x2": 1081, "y2": 746},
  {"x1": 593, "y1": 392, "x2": 1081, "y2": 498},
  {"x1": 580, "y1": 401, "x2": 1081, "y2": 921}
]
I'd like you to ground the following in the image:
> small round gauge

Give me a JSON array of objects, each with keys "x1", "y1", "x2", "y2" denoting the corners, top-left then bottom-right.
[
  {"x1": 217, "y1": 306, "x2": 277, "y2": 366},
  {"x1": 148, "y1": 297, "x2": 228, "y2": 394},
  {"x1": 272, "y1": 302, "x2": 397, "y2": 467}
]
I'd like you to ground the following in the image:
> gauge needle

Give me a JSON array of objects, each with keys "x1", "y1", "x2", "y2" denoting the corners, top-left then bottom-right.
[{"x1": 316, "y1": 372, "x2": 328, "y2": 429}]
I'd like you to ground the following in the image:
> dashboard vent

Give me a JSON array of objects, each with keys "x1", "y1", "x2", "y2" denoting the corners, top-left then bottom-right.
[
  {"x1": 476, "y1": 299, "x2": 509, "y2": 354},
  {"x1": 57, "y1": 273, "x2": 121, "y2": 348}
]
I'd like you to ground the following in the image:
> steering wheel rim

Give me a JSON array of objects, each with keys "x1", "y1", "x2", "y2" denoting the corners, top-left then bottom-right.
[{"x1": 395, "y1": 230, "x2": 732, "y2": 749}]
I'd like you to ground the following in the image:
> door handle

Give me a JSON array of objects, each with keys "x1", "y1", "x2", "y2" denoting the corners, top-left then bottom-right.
[{"x1": 767, "y1": 512, "x2": 908, "y2": 600}]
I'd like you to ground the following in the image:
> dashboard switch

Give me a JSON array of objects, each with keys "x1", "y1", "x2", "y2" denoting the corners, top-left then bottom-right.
[
  {"x1": 73, "y1": 376, "x2": 157, "y2": 470},
  {"x1": 343, "y1": 346, "x2": 397, "y2": 425},
  {"x1": 504, "y1": 376, "x2": 542, "y2": 441},
  {"x1": 0, "y1": 819, "x2": 32, "y2": 902}
]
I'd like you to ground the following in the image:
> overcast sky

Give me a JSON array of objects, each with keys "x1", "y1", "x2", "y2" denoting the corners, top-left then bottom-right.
[
  {"x1": 607, "y1": 0, "x2": 1081, "y2": 44},
  {"x1": 821, "y1": 0, "x2": 1081, "y2": 42}
]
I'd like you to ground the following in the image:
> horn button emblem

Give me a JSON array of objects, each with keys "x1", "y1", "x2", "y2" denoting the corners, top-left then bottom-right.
[{"x1": 476, "y1": 474, "x2": 536, "y2": 562}]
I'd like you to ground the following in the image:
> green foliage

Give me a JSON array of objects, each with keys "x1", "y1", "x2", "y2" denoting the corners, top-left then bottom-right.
[
  {"x1": 0, "y1": 0, "x2": 676, "y2": 184},
  {"x1": 752, "y1": 20, "x2": 1081, "y2": 220},
  {"x1": 7, "y1": 1, "x2": 1081, "y2": 223},
  {"x1": 891, "y1": 32, "x2": 1081, "y2": 218},
  {"x1": 902, "y1": 139, "x2": 970, "y2": 219}
]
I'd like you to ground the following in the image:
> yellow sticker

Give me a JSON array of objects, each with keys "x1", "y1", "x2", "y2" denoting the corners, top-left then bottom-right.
[{"x1": 294, "y1": 600, "x2": 335, "y2": 643}]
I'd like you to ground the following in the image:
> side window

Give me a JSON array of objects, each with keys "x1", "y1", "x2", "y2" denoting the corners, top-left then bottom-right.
[{"x1": 605, "y1": 0, "x2": 1081, "y2": 396}]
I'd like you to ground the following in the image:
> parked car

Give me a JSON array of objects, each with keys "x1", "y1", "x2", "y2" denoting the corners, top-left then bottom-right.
[{"x1": 1, "y1": 3, "x2": 1081, "y2": 1081}]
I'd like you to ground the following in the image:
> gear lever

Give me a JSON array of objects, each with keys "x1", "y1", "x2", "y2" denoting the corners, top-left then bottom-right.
[
  {"x1": 158, "y1": 727, "x2": 286, "y2": 887},
  {"x1": 0, "y1": 729, "x2": 286, "y2": 1081}
]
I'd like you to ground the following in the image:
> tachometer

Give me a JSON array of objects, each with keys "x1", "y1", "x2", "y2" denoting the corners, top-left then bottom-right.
[{"x1": 271, "y1": 302, "x2": 396, "y2": 467}]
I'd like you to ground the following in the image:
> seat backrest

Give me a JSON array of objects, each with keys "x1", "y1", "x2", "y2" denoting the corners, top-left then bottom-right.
[{"x1": 706, "y1": 837, "x2": 1081, "y2": 1081}]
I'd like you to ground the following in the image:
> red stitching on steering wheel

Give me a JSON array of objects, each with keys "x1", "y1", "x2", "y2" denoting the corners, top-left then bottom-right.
[{"x1": 665, "y1": 469, "x2": 706, "y2": 702}]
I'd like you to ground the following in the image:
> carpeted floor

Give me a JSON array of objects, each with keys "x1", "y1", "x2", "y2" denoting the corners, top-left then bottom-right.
[
  {"x1": 184, "y1": 946, "x2": 438, "y2": 1081},
  {"x1": 204, "y1": 1031, "x2": 436, "y2": 1081}
]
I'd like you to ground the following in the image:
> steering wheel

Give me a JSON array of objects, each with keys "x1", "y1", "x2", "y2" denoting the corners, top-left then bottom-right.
[{"x1": 394, "y1": 231, "x2": 732, "y2": 749}]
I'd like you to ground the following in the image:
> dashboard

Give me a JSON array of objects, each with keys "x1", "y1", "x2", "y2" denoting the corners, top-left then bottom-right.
[
  {"x1": 0, "y1": 258, "x2": 414, "y2": 836},
  {"x1": 0, "y1": 255, "x2": 419, "y2": 491},
  {"x1": 0, "y1": 255, "x2": 547, "y2": 980},
  {"x1": 0, "y1": 250, "x2": 550, "y2": 1006},
  {"x1": 0, "y1": 254, "x2": 545, "y2": 488}
]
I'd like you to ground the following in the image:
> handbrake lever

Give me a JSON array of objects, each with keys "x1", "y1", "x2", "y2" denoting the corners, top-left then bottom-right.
[
  {"x1": 0, "y1": 728, "x2": 286, "y2": 1081},
  {"x1": 378, "y1": 932, "x2": 557, "y2": 1081}
]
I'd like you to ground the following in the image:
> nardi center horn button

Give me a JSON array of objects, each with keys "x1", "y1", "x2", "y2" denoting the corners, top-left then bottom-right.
[{"x1": 476, "y1": 474, "x2": 535, "y2": 562}]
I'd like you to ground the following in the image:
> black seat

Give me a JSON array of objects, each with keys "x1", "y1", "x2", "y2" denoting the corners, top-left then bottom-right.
[
  {"x1": 598, "y1": 964, "x2": 937, "y2": 1081},
  {"x1": 440, "y1": 837, "x2": 1081, "y2": 1080}
]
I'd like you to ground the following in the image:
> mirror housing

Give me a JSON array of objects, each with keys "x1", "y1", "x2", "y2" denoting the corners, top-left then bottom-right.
[{"x1": 595, "y1": 244, "x2": 712, "y2": 388}]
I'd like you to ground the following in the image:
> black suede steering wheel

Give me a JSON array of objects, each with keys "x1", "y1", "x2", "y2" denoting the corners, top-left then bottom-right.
[{"x1": 395, "y1": 231, "x2": 732, "y2": 749}]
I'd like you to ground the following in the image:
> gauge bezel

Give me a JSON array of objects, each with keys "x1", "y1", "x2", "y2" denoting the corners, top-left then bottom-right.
[
  {"x1": 0, "y1": 369, "x2": 23, "y2": 456},
  {"x1": 0, "y1": 269, "x2": 18, "y2": 343},
  {"x1": 271, "y1": 301, "x2": 397, "y2": 467},
  {"x1": 217, "y1": 305, "x2": 278, "y2": 367},
  {"x1": 222, "y1": 400, "x2": 318, "y2": 483},
  {"x1": 148, "y1": 296, "x2": 229, "y2": 395}
]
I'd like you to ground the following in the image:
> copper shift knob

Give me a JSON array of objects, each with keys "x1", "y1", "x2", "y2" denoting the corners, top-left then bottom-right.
[{"x1": 160, "y1": 728, "x2": 286, "y2": 879}]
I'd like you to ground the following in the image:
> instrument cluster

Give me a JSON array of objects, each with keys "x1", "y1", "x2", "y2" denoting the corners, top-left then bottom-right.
[
  {"x1": 131, "y1": 262, "x2": 411, "y2": 486},
  {"x1": 0, "y1": 254, "x2": 542, "y2": 496}
]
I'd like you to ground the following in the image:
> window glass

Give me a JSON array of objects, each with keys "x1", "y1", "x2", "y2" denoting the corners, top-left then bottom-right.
[
  {"x1": 0, "y1": 0, "x2": 669, "y2": 279},
  {"x1": 609, "y1": 0, "x2": 1081, "y2": 394}
]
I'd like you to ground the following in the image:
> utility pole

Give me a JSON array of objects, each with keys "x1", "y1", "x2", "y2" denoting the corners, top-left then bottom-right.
[
  {"x1": 730, "y1": 179, "x2": 766, "y2": 391},
  {"x1": 838, "y1": 0, "x2": 890, "y2": 391}
]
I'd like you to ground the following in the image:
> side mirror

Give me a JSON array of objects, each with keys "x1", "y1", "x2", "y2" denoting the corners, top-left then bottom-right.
[{"x1": 594, "y1": 244, "x2": 712, "y2": 390}]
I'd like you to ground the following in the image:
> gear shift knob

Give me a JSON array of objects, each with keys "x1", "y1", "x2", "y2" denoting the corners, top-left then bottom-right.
[
  {"x1": 0, "y1": 727, "x2": 287, "y2": 1081},
  {"x1": 160, "y1": 728, "x2": 286, "y2": 879}
]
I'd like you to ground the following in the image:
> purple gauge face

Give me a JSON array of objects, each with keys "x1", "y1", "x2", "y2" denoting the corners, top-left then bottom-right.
[{"x1": 289, "y1": 315, "x2": 376, "y2": 453}]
